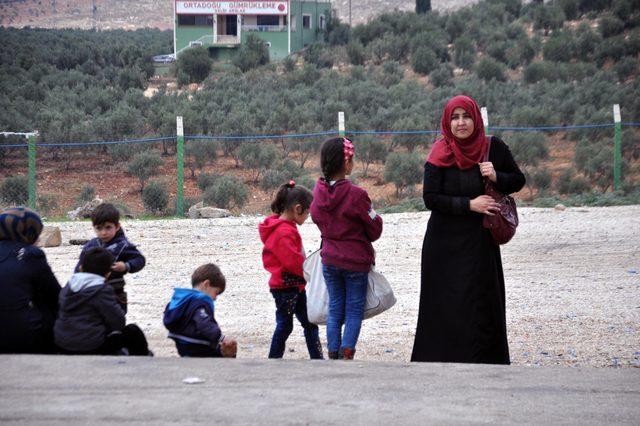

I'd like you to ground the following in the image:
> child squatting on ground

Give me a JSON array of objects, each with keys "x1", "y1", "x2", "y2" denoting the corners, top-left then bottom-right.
[
  {"x1": 163, "y1": 263, "x2": 237, "y2": 358},
  {"x1": 54, "y1": 247, "x2": 151, "y2": 355},
  {"x1": 76, "y1": 203, "x2": 146, "y2": 314},
  {"x1": 310, "y1": 137, "x2": 383, "y2": 360},
  {"x1": 259, "y1": 181, "x2": 323, "y2": 359}
]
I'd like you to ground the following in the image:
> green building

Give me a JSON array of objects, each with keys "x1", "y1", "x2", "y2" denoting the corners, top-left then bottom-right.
[{"x1": 173, "y1": 1, "x2": 332, "y2": 61}]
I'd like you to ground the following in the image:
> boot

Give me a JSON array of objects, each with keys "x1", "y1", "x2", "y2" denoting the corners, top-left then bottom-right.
[
  {"x1": 342, "y1": 348, "x2": 355, "y2": 360},
  {"x1": 328, "y1": 351, "x2": 340, "y2": 360}
]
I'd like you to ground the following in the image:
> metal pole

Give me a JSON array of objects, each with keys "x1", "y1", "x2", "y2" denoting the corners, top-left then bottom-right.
[
  {"x1": 176, "y1": 116, "x2": 185, "y2": 217},
  {"x1": 349, "y1": 0, "x2": 352, "y2": 27},
  {"x1": 27, "y1": 133, "x2": 36, "y2": 210},
  {"x1": 613, "y1": 104, "x2": 621, "y2": 191},
  {"x1": 338, "y1": 111, "x2": 345, "y2": 137}
]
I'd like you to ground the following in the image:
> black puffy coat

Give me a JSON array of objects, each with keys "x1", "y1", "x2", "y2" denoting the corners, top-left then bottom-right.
[{"x1": 0, "y1": 240, "x2": 61, "y2": 353}]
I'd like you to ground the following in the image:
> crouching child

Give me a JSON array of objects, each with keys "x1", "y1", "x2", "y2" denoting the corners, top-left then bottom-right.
[
  {"x1": 163, "y1": 263, "x2": 237, "y2": 358},
  {"x1": 55, "y1": 247, "x2": 151, "y2": 355}
]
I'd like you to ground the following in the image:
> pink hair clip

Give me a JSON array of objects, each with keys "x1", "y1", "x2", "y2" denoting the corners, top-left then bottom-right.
[
  {"x1": 343, "y1": 138, "x2": 355, "y2": 162},
  {"x1": 288, "y1": 180, "x2": 296, "y2": 187}
]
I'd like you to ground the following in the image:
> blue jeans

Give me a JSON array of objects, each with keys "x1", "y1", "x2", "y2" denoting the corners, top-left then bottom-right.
[
  {"x1": 322, "y1": 264, "x2": 368, "y2": 353},
  {"x1": 269, "y1": 289, "x2": 323, "y2": 359}
]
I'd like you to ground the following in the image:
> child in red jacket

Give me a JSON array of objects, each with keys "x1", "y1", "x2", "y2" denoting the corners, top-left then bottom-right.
[{"x1": 259, "y1": 181, "x2": 323, "y2": 359}]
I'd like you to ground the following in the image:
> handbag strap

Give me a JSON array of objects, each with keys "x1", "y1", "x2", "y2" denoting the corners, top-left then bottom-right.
[{"x1": 483, "y1": 135, "x2": 492, "y2": 163}]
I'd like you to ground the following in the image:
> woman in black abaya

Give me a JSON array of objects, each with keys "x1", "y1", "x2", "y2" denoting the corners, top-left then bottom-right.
[{"x1": 411, "y1": 95, "x2": 525, "y2": 364}]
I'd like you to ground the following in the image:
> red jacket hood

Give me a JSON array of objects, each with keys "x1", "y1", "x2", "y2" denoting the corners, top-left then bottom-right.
[{"x1": 258, "y1": 214, "x2": 297, "y2": 243}]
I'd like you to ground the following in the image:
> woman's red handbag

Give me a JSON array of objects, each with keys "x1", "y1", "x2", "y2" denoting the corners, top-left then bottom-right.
[{"x1": 482, "y1": 137, "x2": 519, "y2": 245}]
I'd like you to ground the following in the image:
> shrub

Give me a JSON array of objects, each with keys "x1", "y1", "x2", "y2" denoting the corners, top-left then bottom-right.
[
  {"x1": 197, "y1": 173, "x2": 221, "y2": 192},
  {"x1": 475, "y1": 57, "x2": 507, "y2": 82},
  {"x1": 202, "y1": 175, "x2": 248, "y2": 209},
  {"x1": 612, "y1": 56, "x2": 637, "y2": 81},
  {"x1": 429, "y1": 63, "x2": 453, "y2": 87},
  {"x1": 77, "y1": 185, "x2": 96, "y2": 203},
  {"x1": 176, "y1": 46, "x2": 212, "y2": 84},
  {"x1": 574, "y1": 23, "x2": 602, "y2": 61},
  {"x1": 238, "y1": 143, "x2": 278, "y2": 182},
  {"x1": 599, "y1": 14, "x2": 625, "y2": 38},
  {"x1": 282, "y1": 56, "x2": 296, "y2": 72},
  {"x1": 532, "y1": 4, "x2": 566, "y2": 32},
  {"x1": 411, "y1": 47, "x2": 439, "y2": 75},
  {"x1": 0, "y1": 175, "x2": 28, "y2": 205},
  {"x1": 347, "y1": 41, "x2": 366, "y2": 65},
  {"x1": 36, "y1": 193, "x2": 58, "y2": 216},
  {"x1": 372, "y1": 61, "x2": 403, "y2": 88},
  {"x1": 556, "y1": 169, "x2": 591, "y2": 194},
  {"x1": 259, "y1": 159, "x2": 302, "y2": 194},
  {"x1": 358, "y1": 137, "x2": 388, "y2": 177},
  {"x1": 108, "y1": 144, "x2": 136, "y2": 163},
  {"x1": 532, "y1": 169, "x2": 552, "y2": 191},
  {"x1": 304, "y1": 43, "x2": 334, "y2": 68},
  {"x1": 233, "y1": 34, "x2": 269, "y2": 72},
  {"x1": 558, "y1": 0, "x2": 580, "y2": 20},
  {"x1": 523, "y1": 61, "x2": 565, "y2": 83},
  {"x1": 127, "y1": 151, "x2": 163, "y2": 192},
  {"x1": 454, "y1": 37, "x2": 476, "y2": 69},
  {"x1": 384, "y1": 152, "x2": 423, "y2": 197},
  {"x1": 185, "y1": 139, "x2": 218, "y2": 178},
  {"x1": 326, "y1": 15, "x2": 350, "y2": 46},
  {"x1": 543, "y1": 32, "x2": 575, "y2": 62},
  {"x1": 142, "y1": 181, "x2": 169, "y2": 215}
]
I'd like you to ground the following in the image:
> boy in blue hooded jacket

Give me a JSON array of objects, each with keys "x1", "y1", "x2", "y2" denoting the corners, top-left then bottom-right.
[{"x1": 163, "y1": 263, "x2": 237, "y2": 358}]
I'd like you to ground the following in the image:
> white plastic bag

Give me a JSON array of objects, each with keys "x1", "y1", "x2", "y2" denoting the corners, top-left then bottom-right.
[{"x1": 303, "y1": 249, "x2": 396, "y2": 325}]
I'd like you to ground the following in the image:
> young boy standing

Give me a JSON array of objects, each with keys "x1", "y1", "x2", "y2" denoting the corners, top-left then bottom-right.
[
  {"x1": 55, "y1": 247, "x2": 151, "y2": 355},
  {"x1": 76, "y1": 203, "x2": 145, "y2": 313},
  {"x1": 163, "y1": 263, "x2": 237, "y2": 358}
]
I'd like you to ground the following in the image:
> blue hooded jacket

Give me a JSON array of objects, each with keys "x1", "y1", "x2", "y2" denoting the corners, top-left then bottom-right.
[{"x1": 163, "y1": 288, "x2": 223, "y2": 355}]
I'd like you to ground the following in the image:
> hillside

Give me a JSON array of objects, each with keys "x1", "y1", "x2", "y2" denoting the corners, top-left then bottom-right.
[
  {"x1": 1, "y1": 0, "x2": 639, "y2": 217},
  {"x1": 0, "y1": 0, "x2": 481, "y2": 30}
]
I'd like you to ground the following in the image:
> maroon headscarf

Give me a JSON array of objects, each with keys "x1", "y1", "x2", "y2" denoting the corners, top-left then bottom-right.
[{"x1": 427, "y1": 95, "x2": 488, "y2": 170}]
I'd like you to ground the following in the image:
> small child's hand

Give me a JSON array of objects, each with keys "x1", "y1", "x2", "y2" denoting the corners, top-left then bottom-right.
[
  {"x1": 111, "y1": 262, "x2": 127, "y2": 273},
  {"x1": 220, "y1": 338, "x2": 237, "y2": 358}
]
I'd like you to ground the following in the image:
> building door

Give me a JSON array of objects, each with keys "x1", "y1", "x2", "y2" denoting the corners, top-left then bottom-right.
[{"x1": 226, "y1": 15, "x2": 237, "y2": 35}]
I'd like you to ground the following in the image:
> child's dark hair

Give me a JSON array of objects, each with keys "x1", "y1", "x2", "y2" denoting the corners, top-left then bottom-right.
[
  {"x1": 81, "y1": 247, "x2": 114, "y2": 276},
  {"x1": 192, "y1": 263, "x2": 226, "y2": 293},
  {"x1": 91, "y1": 203, "x2": 120, "y2": 226},
  {"x1": 320, "y1": 137, "x2": 347, "y2": 180},
  {"x1": 271, "y1": 181, "x2": 313, "y2": 215}
]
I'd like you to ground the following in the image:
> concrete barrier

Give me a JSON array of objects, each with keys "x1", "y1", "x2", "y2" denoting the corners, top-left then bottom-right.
[{"x1": 0, "y1": 355, "x2": 638, "y2": 424}]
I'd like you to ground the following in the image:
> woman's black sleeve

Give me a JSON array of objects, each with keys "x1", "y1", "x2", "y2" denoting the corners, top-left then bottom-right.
[
  {"x1": 493, "y1": 137, "x2": 526, "y2": 194},
  {"x1": 423, "y1": 163, "x2": 470, "y2": 215}
]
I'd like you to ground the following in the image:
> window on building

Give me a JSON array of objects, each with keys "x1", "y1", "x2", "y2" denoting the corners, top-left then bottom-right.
[
  {"x1": 257, "y1": 15, "x2": 279, "y2": 26},
  {"x1": 303, "y1": 14, "x2": 312, "y2": 29},
  {"x1": 319, "y1": 14, "x2": 326, "y2": 30},
  {"x1": 178, "y1": 14, "x2": 213, "y2": 26},
  {"x1": 290, "y1": 16, "x2": 296, "y2": 31}
]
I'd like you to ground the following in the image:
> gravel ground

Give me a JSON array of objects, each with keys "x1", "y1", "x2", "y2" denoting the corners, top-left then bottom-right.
[{"x1": 44, "y1": 206, "x2": 640, "y2": 367}]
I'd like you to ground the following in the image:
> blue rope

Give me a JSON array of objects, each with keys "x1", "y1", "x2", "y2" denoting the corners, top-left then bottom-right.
[
  {"x1": 35, "y1": 136, "x2": 175, "y2": 148},
  {"x1": 490, "y1": 123, "x2": 614, "y2": 132},
  {"x1": 185, "y1": 130, "x2": 338, "y2": 141},
  {"x1": 2, "y1": 121, "x2": 637, "y2": 149},
  {"x1": 348, "y1": 130, "x2": 440, "y2": 135}
]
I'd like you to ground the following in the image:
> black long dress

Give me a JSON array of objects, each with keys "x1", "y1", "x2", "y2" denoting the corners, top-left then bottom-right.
[{"x1": 411, "y1": 136, "x2": 525, "y2": 364}]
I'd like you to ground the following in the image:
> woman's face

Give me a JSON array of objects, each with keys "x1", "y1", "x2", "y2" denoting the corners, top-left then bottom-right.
[{"x1": 450, "y1": 107, "x2": 474, "y2": 140}]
